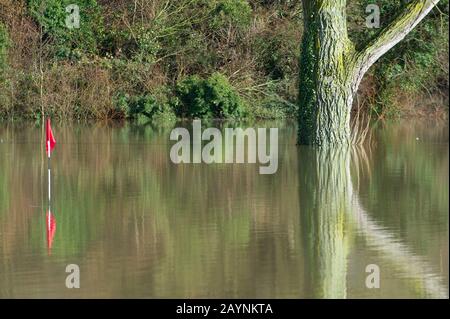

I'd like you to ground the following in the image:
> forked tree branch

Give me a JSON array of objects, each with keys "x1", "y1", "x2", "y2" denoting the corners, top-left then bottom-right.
[{"x1": 350, "y1": 0, "x2": 440, "y2": 91}]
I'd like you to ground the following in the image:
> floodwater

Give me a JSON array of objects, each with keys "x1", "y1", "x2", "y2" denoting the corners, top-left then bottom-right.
[{"x1": 0, "y1": 120, "x2": 448, "y2": 298}]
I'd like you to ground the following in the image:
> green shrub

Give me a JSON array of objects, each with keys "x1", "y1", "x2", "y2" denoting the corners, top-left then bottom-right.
[
  {"x1": 210, "y1": 0, "x2": 252, "y2": 30},
  {"x1": 113, "y1": 93, "x2": 175, "y2": 123},
  {"x1": 174, "y1": 72, "x2": 247, "y2": 119},
  {"x1": 28, "y1": 0, "x2": 104, "y2": 59}
]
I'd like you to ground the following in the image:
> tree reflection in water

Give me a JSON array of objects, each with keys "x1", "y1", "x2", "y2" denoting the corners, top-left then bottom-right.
[{"x1": 299, "y1": 144, "x2": 448, "y2": 298}]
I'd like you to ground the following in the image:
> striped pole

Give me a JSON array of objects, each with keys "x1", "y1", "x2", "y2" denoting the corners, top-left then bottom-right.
[
  {"x1": 47, "y1": 139, "x2": 51, "y2": 236},
  {"x1": 45, "y1": 118, "x2": 56, "y2": 255},
  {"x1": 48, "y1": 140, "x2": 51, "y2": 206}
]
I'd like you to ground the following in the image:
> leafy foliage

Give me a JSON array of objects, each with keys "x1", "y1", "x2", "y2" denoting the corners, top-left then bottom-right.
[
  {"x1": 210, "y1": 0, "x2": 252, "y2": 29},
  {"x1": 28, "y1": 0, "x2": 103, "y2": 59},
  {"x1": 0, "y1": 0, "x2": 446, "y2": 120},
  {"x1": 112, "y1": 89, "x2": 177, "y2": 124},
  {"x1": 174, "y1": 72, "x2": 247, "y2": 119}
]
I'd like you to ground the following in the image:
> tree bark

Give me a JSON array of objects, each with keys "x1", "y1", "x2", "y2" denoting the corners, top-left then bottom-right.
[
  {"x1": 298, "y1": 0, "x2": 355, "y2": 146},
  {"x1": 298, "y1": 0, "x2": 440, "y2": 146}
]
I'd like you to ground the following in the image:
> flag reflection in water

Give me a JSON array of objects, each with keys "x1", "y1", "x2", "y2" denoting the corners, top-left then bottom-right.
[{"x1": 46, "y1": 210, "x2": 56, "y2": 255}]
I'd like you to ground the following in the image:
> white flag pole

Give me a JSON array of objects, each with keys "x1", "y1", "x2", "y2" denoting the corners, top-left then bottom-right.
[{"x1": 48, "y1": 140, "x2": 51, "y2": 207}]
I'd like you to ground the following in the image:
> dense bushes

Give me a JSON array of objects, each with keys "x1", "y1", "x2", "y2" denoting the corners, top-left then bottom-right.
[
  {"x1": 0, "y1": 0, "x2": 447, "y2": 121},
  {"x1": 111, "y1": 72, "x2": 246, "y2": 122},
  {"x1": 209, "y1": 0, "x2": 252, "y2": 30},
  {"x1": 174, "y1": 73, "x2": 246, "y2": 119},
  {"x1": 28, "y1": 0, "x2": 103, "y2": 59},
  {"x1": 113, "y1": 72, "x2": 247, "y2": 121},
  {"x1": 113, "y1": 92, "x2": 175, "y2": 123}
]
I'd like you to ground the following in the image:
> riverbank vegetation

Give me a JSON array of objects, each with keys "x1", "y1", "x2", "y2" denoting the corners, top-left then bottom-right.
[{"x1": 0, "y1": 0, "x2": 448, "y2": 122}]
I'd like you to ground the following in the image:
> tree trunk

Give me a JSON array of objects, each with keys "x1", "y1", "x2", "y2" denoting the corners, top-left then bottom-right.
[
  {"x1": 298, "y1": 0, "x2": 441, "y2": 146},
  {"x1": 298, "y1": 0, "x2": 353, "y2": 146}
]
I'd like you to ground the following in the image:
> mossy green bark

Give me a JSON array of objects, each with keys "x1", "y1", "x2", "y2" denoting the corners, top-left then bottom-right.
[
  {"x1": 298, "y1": 0, "x2": 440, "y2": 146},
  {"x1": 298, "y1": 0, "x2": 354, "y2": 146}
]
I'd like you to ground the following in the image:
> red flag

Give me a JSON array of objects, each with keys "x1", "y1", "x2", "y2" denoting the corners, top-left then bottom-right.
[
  {"x1": 46, "y1": 211, "x2": 56, "y2": 255},
  {"x1": 46, "y1": 118, "x2": 56, "y2": 156}
]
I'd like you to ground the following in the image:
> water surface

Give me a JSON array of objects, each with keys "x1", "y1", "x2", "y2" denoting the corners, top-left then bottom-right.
[{"x1": 0, "y1": 120, "x2": 448, "y2": 298}]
